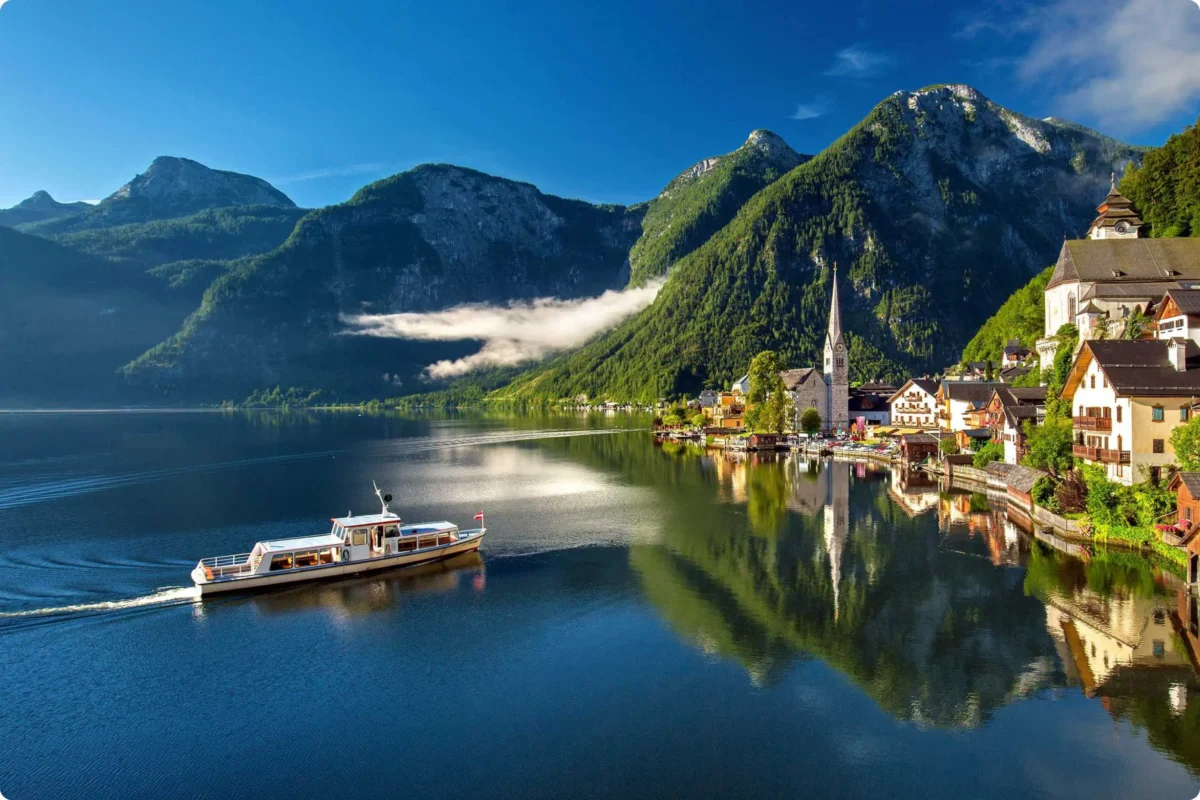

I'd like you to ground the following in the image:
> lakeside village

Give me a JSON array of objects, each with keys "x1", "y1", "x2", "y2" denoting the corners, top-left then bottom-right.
[{"x1": 654, "y1": 182, "x2": 1200, "y2": 579}]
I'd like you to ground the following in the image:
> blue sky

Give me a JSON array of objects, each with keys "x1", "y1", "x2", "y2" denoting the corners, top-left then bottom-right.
[{"x1": 1, "y1": 0, "x2": 1199, "y2": 210}]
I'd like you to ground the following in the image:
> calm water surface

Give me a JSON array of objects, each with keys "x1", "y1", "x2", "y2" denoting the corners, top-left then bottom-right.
[{"x1": 2, "y1": 411, "x2": 1200, "y2": 799}]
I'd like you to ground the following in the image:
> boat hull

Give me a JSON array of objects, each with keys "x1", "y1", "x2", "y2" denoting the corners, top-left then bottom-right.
[{"x1": 194, "y1": 531, "x2": 485, "y2": 597}]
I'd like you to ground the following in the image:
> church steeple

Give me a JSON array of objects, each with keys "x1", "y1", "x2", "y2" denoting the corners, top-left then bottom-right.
[
  {"x1": 1087, "y1": 173, "x2": 1142, "y2": 239},
  {"x1": 825, "y1": 263, "x2": 845, "y2": 353}
]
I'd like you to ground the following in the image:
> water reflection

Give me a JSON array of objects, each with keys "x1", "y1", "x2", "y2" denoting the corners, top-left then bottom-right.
[{"x1": 625, "y1": 445, "x2": 1200, "y2": 762}]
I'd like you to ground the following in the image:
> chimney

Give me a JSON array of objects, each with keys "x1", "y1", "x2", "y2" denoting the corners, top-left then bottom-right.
[{"x1": 1169, "y1": 338, "x2": 1187, "y2": 371}]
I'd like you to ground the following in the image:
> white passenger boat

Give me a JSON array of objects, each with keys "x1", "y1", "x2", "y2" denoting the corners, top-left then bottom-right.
[{"x1": 191, "y1": 484, "x2": 486, "y2": 596}]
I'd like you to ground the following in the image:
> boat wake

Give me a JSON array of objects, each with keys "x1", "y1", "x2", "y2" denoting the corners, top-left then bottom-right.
[{"x1": 0, "y1": 586, "x2": 200, "y2": 630}]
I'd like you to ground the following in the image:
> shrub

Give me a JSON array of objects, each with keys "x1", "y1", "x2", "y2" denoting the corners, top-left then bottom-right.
[
  {"x1": 1055, "y1": 469, "x2": 1089, "y2": 513},
  {"x1": 972, "y1": 440, "x2": 1004, "y2": 469}
]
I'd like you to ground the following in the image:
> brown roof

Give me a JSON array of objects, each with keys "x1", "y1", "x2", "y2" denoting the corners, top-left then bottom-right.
[
  {"x1": 999, "y1": 366, "x2": 1031, "y2": 383},
  {"x1": 1170, "y1": 472, "x2": 1200, "y2": 497},
  {"x1": 1003, "y1": 404, "x2": 1040, "y2": 428},
  {"x1": 901, "y1": 433, "x2": 939, "y2": 445},
  {"x1": 1007, "y1": 464, "x2": 1048, "y2": 494},
  {"x1": 1046, "y1": 239, "x2": 1200, "y2": 289},
  {"x1": 986, "y1": 462, "x2": 1016, "y2": 479},
  {"x1": 1006, "y1": 387, "x2": 1047, "y2": 403},
  {"x1": 1163, "y1": 289, "x2": 1200, "y2": 317},
  {"x1": 887, "y1": 378, "x2": 939, "y2": 403},
  {"x1": 1082, "y1": 339, "x2": 1200, "y2": 397},
  {"x1": 942, "y1": 381, "x2": 1002, "y2": 404}
]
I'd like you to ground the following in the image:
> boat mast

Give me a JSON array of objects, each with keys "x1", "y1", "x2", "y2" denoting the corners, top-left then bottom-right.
[{"x1": 373, "y1": 481, "x2": 394, "y2": 516}]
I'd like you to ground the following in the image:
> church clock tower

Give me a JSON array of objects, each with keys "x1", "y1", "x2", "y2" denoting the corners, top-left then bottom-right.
[{"x1": 823, "y1": 265, "x2": 850, "y2": 432}]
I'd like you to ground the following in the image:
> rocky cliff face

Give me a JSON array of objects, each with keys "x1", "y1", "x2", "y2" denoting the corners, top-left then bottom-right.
[
  {"x1": 122, "y1": 165, "x2": 646, "y2": 399},
  {"x1": 0, "y1": 190, "x2": 92, "y2": 228},
  {"x1": 26, "y1": 157, "x2": 296, "y2": 234}
]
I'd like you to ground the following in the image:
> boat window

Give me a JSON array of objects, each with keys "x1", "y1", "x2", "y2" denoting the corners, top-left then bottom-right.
[
  {"x1": 398, "y1": 538, "x2": 417, "y2": 552},
  {"x1": 418, "y1": 535, "x2": 437, "y2": 549},
  {"x1": 319, "y1": 549, "x2": 335, "y2": 565},
  {"x1": 269, "y1": 554, "x2": 294, "y2": 571},
  {"x1": 438, "y1": 534, "x2": 453, "y2": 545},
  {"x1": 384, "y1": 525, "x2": 400, "y2": 538},
  {"x1": 293, "y1": 551, "x2": 320, "y2": 568},
  {"x1": 352, "y1": 529, "x2": 367, "y2": 546}
]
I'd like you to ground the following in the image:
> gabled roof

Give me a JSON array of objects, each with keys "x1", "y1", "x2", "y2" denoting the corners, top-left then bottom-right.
[
  {"x1": 1003, "y1": 404, "x2": 1041, "y2": 429},
  {"x1": 779, "y1": 367, "x2": 825, "y2": 391},
  {"x1": 1007, "y1": 464, "x2": 1048, "y2": 494},
  {"x1": 887, "y1": 378, "x2": 939, "y2": 403},
  {"x1": 942, "y1": 381, "x2": 1002, "y2": 404},
  {"x1": 1169, "y1": 472, "x2": 1200, "y2": 498},
  {"x1": 1064, "y1": 339, "x2": 1200, "y2": 398},
  {"x1": 1160, "y1": 289, "x2": 1200, "y2": 318},
  {"x1": 999, "y1": 366, "x2": 1031, "y2": 383},
  {"x1": 900, "y1": 432, "x2": 939, "y2": 444},
  {"x1": 1047, "y1": 239, "x2": 1200, "y2": 289}
]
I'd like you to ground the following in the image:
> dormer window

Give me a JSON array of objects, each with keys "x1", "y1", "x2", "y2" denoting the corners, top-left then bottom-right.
[{"x1": 1111, "y1": 270, "x2": 1125, "y2": 278}]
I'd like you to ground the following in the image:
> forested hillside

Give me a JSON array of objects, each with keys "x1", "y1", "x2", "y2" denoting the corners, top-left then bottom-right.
[
  {"x1": 959, "y1": 266, "x2": 1052, "y2": 364},
  {"x1": 495, "y1": 85, "x2": 1141, "y2": 402},
  {"x1": 1121, "y1": 115, "x2": 1200, "y2": 238},
  {"x1": 627, "y1": 130, "x2": 807, "y2": 285}
]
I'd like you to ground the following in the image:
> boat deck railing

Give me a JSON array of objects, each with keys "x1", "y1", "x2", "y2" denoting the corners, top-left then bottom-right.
[{"x1": 199, "y1": 552, "x2": 256, "y2": 579}]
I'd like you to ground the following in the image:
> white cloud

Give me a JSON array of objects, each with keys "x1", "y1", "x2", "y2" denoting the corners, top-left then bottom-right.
[
  {"x1": 790, "y1": 99, "x2": 828, "y2": 120},
  {"x1": 273, "y1": 162, "x2": 391, "y2": 185},
  {"x1": 1016, "y1": 0, "x2": 1200, "y2": 129},
  {"x1": 341, "y1": 279, "x2": 665, "y2": 378},
  {"x1": 0, "y1": 0, "x2": 10, "y2": 9},
  {"x1": 824, "y1": 44, "x2": 894, "y2": 78}
]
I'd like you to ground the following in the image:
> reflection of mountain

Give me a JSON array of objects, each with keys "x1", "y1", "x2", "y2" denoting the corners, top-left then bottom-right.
[{"x1": 611, "y1": 448, "x2": 1065, "y2": 726}]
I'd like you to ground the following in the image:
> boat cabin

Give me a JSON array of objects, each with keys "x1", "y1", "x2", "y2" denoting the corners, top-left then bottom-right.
[{"x1": 329, "y1": 513, "x2": 460, "y2": 562}]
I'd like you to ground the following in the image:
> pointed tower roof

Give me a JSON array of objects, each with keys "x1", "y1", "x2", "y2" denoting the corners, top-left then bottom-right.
[
  {"x1": 1087, "y1": 173, "x2": 1142, "y2": 235},
  {"x1": 825, "y1": 264, "x2": 845, "y2": 351}
]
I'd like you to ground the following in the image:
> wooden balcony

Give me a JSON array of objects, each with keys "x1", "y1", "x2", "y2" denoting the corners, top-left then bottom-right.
[
  {"x1": 1073, "y1": 415, "x2": 1112, "y2": 432},
  {"x1": 1073, "y1": 444, "x2": 1130, "y2": 464}
]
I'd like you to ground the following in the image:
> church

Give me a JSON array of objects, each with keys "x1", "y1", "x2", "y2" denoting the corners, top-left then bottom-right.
[
  {"x1": 779, "y1": 267, "x2": 850, "y2": 432},
  {"x1": 1038, "y1": 178, "x2": 1200, "y2": 369}
]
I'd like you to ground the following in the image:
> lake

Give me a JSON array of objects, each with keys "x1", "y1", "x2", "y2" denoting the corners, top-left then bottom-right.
[{"x1": 1, "y1": 410, "x2": 1199, "y2": 799}]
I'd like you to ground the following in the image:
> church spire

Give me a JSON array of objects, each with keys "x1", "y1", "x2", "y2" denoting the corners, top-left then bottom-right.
[{"x1": 825, "y1": 263, "x2": 844, "y2": 350}]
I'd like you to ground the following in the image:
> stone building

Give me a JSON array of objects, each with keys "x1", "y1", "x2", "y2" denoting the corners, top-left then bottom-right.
[{"x1": 781, "y1": 268, "x2": 850, "y2": 433}]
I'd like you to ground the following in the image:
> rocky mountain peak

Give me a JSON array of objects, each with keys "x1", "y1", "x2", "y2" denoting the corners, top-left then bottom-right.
[
  {"x1": 107, "y1": 156, "x2": 295, "y2": 209},
  {"x1": 742, "y1": 129, "x2": 804, "y2": 168},
  {"x1": 20, "y1": 190, "x2": 56, "y2": 207}
]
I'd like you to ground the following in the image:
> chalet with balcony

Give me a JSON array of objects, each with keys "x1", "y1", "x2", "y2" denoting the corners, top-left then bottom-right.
[
  {"x1": 1154, "y1": 289, "x2": 1200, "y2": 346},
  {"x1": 1002, "y1": 339, "x2": 1033, "y2": 367},
  {"x1": 980, "y1": 386, "x2": 1046, "y2": 464},
  {"x1": 887, "y1": 379, "x2": 938, "y2": 430},
  {"x1": 1062, "y1": 339, "x2": 1200, "y2": 485},
  {"x1": 937, "y1": 381, "x2": 1002, "y2": 432}
]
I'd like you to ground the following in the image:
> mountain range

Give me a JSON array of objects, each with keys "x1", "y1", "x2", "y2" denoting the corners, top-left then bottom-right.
[{"x1": 0, "y1": 84, "x2": 1152, "y2": 405}]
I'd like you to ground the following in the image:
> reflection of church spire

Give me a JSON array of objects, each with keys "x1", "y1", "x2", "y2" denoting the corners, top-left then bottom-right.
[{"x1": 824, "y1": 462, "x2": 849, "y2": 622}]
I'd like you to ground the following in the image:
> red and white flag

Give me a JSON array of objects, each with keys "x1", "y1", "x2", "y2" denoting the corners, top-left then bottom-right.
[{"x1": 474, "y1": 512, "x2": 484, "y2": 521}]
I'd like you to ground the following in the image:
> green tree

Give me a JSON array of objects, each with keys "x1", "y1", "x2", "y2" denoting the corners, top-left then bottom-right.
[
  {"x1": 662, "y1": 413, "x2": 682, "y2": 428},
  {"x1": 746, "y1": 350, "x2": 783, "y2": 405},
  {"x1": 939, "y1": 438, "x2": 960, "y2": 456},
  {"x1": 1121, "y1": 308, "x2": 1150, "y2": 340},
  {"x1": 972, "y1": 440, "x2": 1004, "y2": 468},
  {"x1": 761, "y1": 387, "x2": 791, "y2": 434},
  {"x1": 1170, "y1": 415, "x2": 1200, "y2": 471},
  {"x1": 800, "y1": 407, "x2": 822, "y2": 436},
  {"x1": 690, "y1": 412, "x2": 707, "y2": 429},
  {"x1": 984, "y1": 359, "x2": 994, "y2": 381},
  {"x1": 1022, "y1": 416, "x2": 1074, "y2": 475}
]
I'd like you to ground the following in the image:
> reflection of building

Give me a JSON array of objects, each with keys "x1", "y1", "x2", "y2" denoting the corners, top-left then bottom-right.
[
  {"x1": 824, "y1": 461, "x2": 849, "y2": 621},
  {"x1": 887, "y1": 464, "x2": 939, "y2": 516},
  {"x1": 1045, "y1": 589, "x2": 1186, "y2": 697}
]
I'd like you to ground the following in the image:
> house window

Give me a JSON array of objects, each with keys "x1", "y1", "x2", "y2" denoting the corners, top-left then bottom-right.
[
  {"x1": 1116, "y1": 406, "x2": 1122, "y2": 423},
  {"x1": 1184, "y1": 407, "x2": 1191, "y2": 422},
  {"x1": 1068, "y1": 292, "x2": 1076, "y2": 320},
  {"x1": 1153, "y1": 439, "x2": 1165, "y2": 454},
  {"x1": 1103, "y1": 375, "x2": 1108, "y2": 388},
  {"x1": 1090, "y1": 376, "x2": 1095, "y2": 389},
  {"x1": 1153, "y1": 406, "x2": 1165, "y2": 422},
  {"x1": 1187, "y1": 506, "x2": 1194, "y2": 522}
]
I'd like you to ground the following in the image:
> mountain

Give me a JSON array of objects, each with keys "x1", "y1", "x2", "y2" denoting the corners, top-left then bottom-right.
[
  {"x1": 627, "y1": 130, "x2": 808, "y2": 285},
  {"x1": 121, "y1": 165, "x2": 648, "y2": 399},
  {"x1": 0, "y1": 227, "x2": 199, "y2": 405},
  {"x1": 0, "y1": 190, "x2": 92, "y2": 228},
  {"x1": 21, "y1": 156, "x2": 296, "y2": 235},
  {"x1": 495, "y1": 85, "x2": 1144, "y2": 402},
  {"x1": 1121, "y1": 114, "x2": 1200, "y2": 238},
  {"x1": 50, "y1": 205, "x2": 309, "y2": 268}
]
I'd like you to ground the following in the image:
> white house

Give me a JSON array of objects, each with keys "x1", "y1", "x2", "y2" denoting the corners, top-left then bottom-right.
[{"x1": 887, "y1": 379, "x2": 938, "y2": 429}]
